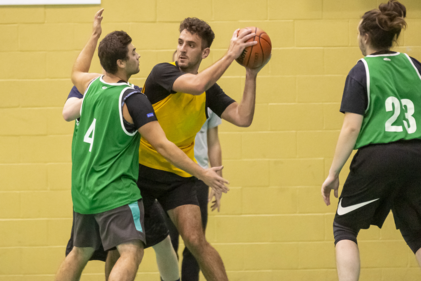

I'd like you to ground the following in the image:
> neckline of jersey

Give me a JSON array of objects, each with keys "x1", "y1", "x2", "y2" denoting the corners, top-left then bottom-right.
[
  {"x1": 100, "y1": 75, "x2": 131, "y2": 86},
  {"x1": 366, "y1": 52, "x2": 400, "y2": 58}
]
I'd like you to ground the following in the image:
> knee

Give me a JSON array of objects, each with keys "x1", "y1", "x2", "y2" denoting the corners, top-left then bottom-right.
[
  {"x1": 70, "y1": 247, "x2": 94, "y2": 261},
  {"x1": 183, "y1": 233, "x2": 207, "y2": 253},
  {"x1": 334, "y1": 221, "x2": 360, "y2": 246}
]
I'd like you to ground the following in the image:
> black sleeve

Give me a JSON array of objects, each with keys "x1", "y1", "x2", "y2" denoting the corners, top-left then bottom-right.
[
  {"x1": 67, "y1": 86, "x2": 83, "y2": 100},
  {"x1": 410, "y1": 57, "x2": 421, "y2": 75},
  {"x1": 122, "y1": 89, "x2": 158, "y2": 131},
  {"x1": 340, "y1": 61, "x2": 367, "y2": 115},
  {"x1": 205, "y1": 83, "x2": 236, "y2": 117},
  {"x1": 143, "y1": 63, "x2": 185, "y2": 104}
]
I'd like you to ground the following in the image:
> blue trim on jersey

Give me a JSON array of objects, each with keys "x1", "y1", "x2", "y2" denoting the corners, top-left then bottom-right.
[{"x1": 128, "y1": 202, "x2": 143, "y2": 232}]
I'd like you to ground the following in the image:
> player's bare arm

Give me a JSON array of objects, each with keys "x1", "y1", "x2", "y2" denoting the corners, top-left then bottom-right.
[
  {"x1": 62, "y1": 98, "x2": 82, "y2": 122},
  {"x1": 321, "y1": 112, "x2": 363, "y2": 206},
  {"x1": 71, "y1": 9, "x2": 104, "y2": 94},
  {"x1": 220, "y1": 57, "x2": 270, "y2": 127},
  {"x1": 172, "y1": 29, "x2": 257, "y2": 95},
  {"x1": 122, "y1": 104, "x2": 229, "y2": 194},
  {"x1": 207, "y1": 126, "x2": 223, "y2": 211}
]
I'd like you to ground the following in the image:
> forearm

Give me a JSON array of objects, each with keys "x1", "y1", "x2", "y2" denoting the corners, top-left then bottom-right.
[
  {"x1": 208, "y1": 143, "x2": 222, "y2": 176},
  {"x1": 156, "y1": 141, "x2": 205, "y2": 180},
  {"x1": 329, "y1": 126, "x2": 360, "y2": 177},
  {"x1": 198, "y1": 54, "x2": 236, "y2": 92},
  {"x1": 62, "y1": 98, "x2": 82, "y2": 122},
  {"x1": 176, "y1": 54, "x2": 235, "y2": 95},
  {"x1": 71, "y1": 33, "x2": 100, "y2": 85}
]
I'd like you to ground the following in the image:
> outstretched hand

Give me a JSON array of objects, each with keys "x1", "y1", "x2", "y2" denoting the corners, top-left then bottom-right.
[
  {"x1": 92, "y1": 8, "x2": 104, "y2": 37},
  {"x1": 209, "y1": 188, "x2": 222, "y2": 212},
  {"x1": 228, "y1": 28, "x2": 257, "y2": 60},
  {"x1": 200, "y1": 166, "x2": 229, "y2": 194},
  {"x1": 321, "y1": 175, "x2": 339, "y2": 206}
]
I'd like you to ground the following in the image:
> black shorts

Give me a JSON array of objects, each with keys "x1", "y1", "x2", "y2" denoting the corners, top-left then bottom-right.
[
  {"x1": 137, "y1": 164, "x2": 199, "y2": 213},
  {"x1": 66, "y1": 200, "x2": 169, "y2": 261},
  {"x1": 334, "y1": 139, "x2": 421, "y2": 232},
  {"x1": 73, "y1": 200, "x2": 146, "y2": 252}
]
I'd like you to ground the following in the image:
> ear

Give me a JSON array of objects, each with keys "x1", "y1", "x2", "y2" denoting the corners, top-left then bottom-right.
[
  {"x1": 117, "y1": 59, "x2": 126, "y2": 70},
  {"x1": 364, "y1": 33, "x2": 370, "y2": 44},
  {"x1": 202, "y1": 47, "x2": 210, "y2": 60}
]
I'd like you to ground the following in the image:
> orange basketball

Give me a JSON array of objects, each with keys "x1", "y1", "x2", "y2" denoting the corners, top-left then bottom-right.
[{"x1": 235, "y1": 27, "x2": 272, "y2": 69}]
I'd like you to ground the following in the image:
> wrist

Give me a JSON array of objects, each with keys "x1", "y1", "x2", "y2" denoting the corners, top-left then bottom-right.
[{"x1": 328, "y1": 169, "x2": 340, "y2": 178}]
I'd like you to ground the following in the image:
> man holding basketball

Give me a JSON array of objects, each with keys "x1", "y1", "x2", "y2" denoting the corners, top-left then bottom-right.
[
  {"x1": 56, "y1": 10, "x2": 228, "y2": 281},
  {"x1": 139, "y1": 18, "x2": 269, "y2": 281}
]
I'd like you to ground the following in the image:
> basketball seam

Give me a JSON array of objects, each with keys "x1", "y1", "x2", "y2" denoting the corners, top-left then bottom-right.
[{"x1": 246, "y1": 27, "x2": 256, "y2": 67}]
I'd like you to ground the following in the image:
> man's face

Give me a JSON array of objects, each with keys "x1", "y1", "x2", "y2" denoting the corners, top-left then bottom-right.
[
  {"x1": 176, "y1": 30, "x2": 205, "y2": 70},
  {"x1": 125, "y1": 43, "x2": 140, "y2": 75}
]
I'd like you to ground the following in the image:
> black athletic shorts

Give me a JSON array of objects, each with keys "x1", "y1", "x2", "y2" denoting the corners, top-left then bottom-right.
[
  {"x1": 66, "y1": 200, "x2": 169, "y2": 261},
  {"x1": 137, "y1": 164, "x2": 199, "y2": 213},
  {"x1": 73, "y1": 200, "x2": 146, "y2": 252},
  {"x1": 334, "y1": 139, "x2": 421, "y2": 231}
]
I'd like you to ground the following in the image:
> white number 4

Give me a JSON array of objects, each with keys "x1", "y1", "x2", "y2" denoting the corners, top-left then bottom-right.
[
  {"x1": 84, "y1": 118, "x2": 96, "y2": 152},
  {"x1": 385, "y1": 97, "x2": 417, "y2": 134}
]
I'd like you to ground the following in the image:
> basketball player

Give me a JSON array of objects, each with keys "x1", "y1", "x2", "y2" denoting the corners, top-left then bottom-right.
[
  {"x1": 55, "y1": 10, "x2": 227, "y2": 281},
  {"x1": 63, "y1": 86, "x2": 181, "y2": 281},
  {"x1": 138, "y1": 18, "x2": 269, "y2": 281},
  {"x1": 321, "y1": 1, "x2": 421, "y2": 280},
  {"x1": 165, "y1": 108, "x2": 223, "y2": 281}
]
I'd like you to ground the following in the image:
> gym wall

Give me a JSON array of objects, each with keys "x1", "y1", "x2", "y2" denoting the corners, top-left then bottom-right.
[{"x1": 0, "y1": 0, "x2": 421, "y2": 280}]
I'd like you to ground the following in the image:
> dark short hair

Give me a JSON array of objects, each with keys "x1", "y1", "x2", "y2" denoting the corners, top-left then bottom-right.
[
  {"x1": 179, "y1": 17, "x2": 215, "y2": 49},
  {"x1": 359, "y1": 0, "x2": 406, "y2": 50},
  {"x1": 98, "y1": 31, "x2": 132, "y2": 74}
]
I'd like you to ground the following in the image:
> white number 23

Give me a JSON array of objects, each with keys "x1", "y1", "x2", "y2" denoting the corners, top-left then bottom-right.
[{"x1": 385, "y1": 97, "x2": 417, "y2": 134}]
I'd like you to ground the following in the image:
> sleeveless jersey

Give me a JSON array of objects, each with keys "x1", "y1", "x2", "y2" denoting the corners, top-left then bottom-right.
[
  {"x1": 355, "y1": 53, "x2": 421, "y2": 149},
  {"x1": 140, "y1": 62, "x2": 207, "y2": 177},
  {"x1": 72, "y1": 77, "x2": 141, "y2": 214}
]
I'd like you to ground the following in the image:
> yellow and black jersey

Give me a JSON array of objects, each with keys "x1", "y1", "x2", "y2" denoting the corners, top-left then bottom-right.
[{"x1": 140, "y1": 62, "x2": 234, "y2": 177}]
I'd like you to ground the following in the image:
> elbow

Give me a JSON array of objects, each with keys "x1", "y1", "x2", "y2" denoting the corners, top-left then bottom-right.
[
  {"x1": 236, "y1": 118, "x2": 253, "y2": 128},
  {"x1": 62, "y1": 109, "x2": 73, "y2": 122},
  {"x1": 190, "y1": 78, "x2": 206, "y2": 95}
]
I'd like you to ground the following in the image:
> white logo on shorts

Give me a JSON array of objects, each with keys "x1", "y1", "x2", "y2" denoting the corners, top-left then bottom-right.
[{"x1": 337, "y1": 198, "x2": 379, "y2": 216}]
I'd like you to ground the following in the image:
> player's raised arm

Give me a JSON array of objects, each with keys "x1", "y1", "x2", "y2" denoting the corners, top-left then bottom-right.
[
  {"x1": 172, "y1": 29, "x2": 257, "y2": 95},
  {"x1": 71, "y1": 9, "x2": 104, "y2": 94},
  {"x1": 219, "y1": 56, "x2": 270, "y2": 127}
]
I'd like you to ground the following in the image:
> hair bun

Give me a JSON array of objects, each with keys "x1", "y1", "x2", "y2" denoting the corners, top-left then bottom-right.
[{"x1": 379, "y1": 0, "x2": 406, "y2": 18}]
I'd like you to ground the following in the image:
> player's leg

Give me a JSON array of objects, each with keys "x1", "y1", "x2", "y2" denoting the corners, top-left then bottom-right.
[
  {"x1": 108, "y1": 240, "x2": 144, "y2": 281},
  {"x1": 55, "y1": 212, "x2": 100, "y2": 281},
  {"x1": 105, "y1": 250, "x2": 119, "y2": 281},
  {"x1": 181, "y1": 180, "x2": 209, "y2": 281},
  {"x1": 153, "y1": 235, "x2": 180, "y2": 281},
  {"x1": 336, "y1": 240, "x2": 360, "y2": 281},
  {"x1": 399, "y1": 227, "x2": 421, "y2": 269},
  {"x1": 55, "y1": 246, "x2": 95, "y2": 281},
  {"x1": 168, "y1": 204, "x2": 228, "y2": 281},
  {"x1": 417, "y1": 249, "x2": 421, "y2": 267},
  {"x1": 334, "y1": 221, "x2": 361, "y2": 281},
  {"x1": 97, "y1": 200, "x2": 147, "y2": 281}
]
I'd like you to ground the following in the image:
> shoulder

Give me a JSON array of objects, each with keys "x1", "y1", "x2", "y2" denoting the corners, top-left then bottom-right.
[
  {"x1": 151, "y1": 62, "x2": 179, "y2": 75},
  {"x1": 347, "y1": 60, "x2": 366, "y2": 86}
]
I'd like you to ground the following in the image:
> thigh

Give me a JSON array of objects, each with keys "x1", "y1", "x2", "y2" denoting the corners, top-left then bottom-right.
[
  {"x1": 73, "y1": 212, "x2": 102, "y2": 250},
  {"x1": 67, "y1": 210, "x2": 108, "y2": 261},
  {"x1": 168, "y1": 204, "x2": 203, "y2": 242},
  {"x1": 96, "y1": 200, "x2": 146, "y2": 251}
]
